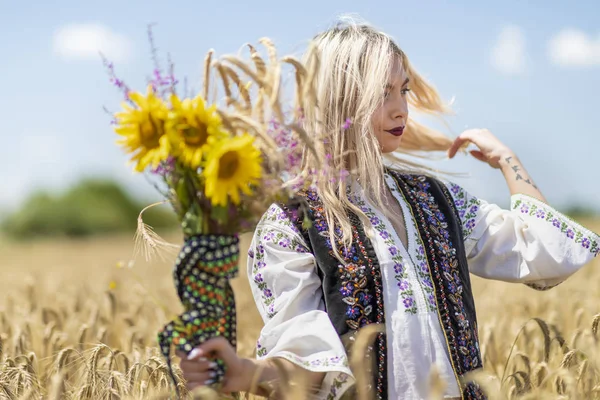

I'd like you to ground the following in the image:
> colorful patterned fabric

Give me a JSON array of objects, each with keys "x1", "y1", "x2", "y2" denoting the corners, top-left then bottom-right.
[{"x1": 157, "y1": 234, "x2": 240, "y2": 397}]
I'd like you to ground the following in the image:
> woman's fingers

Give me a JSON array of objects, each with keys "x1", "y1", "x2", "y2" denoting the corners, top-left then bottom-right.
[
  {"x1": 184, "y1": 371, "x2": 218, "y2": 389},
  {"x1": 180, "y1": 358, "x2": 218, "y2": 374},
  {"x1": 469, "y1": 150, "x2": 487, "y2": 162},
  {"x1": 198, "y1": 337, "x2": 237, "y2": 365},
  {"x1": 447, "y1": 135, "x2": 472, "y2": 159}
]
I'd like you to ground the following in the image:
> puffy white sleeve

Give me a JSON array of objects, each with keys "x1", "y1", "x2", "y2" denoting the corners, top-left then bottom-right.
[
  {"x1": 247, "y1": 204, "x2": 354, "y2": 399},
  {"x1": 445, "y1": 182, "x2": 599, "y2": 290}
]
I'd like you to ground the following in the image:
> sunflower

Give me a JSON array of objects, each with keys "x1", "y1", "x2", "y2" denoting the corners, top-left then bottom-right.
[
  {"x1": 114, "y1": 86, "x2": 170, "y2": 172},
  {"x1": 203, "y1": 134, "x2": 263, "y2": 207},
  {"x1": 167, "y1": 94, "x2": 226, "y2": 169}
]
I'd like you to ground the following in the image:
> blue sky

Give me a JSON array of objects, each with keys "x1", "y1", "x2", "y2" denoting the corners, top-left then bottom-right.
[{"x1": 1, "y1": 0, "x2": 599, "y2": 215}]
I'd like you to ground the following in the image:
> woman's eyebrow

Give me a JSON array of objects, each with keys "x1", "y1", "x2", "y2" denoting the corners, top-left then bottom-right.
[{"x1": 385, "y1": 78, "x2": 410, "y2": 89}]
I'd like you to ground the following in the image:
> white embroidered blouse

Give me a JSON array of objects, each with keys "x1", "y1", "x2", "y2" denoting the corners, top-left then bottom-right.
[{"x1": 246, "y1": 173, "x2": 599, "y2": 400}]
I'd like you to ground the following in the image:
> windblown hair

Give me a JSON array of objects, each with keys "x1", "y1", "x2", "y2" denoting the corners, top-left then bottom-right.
[{"x1": 298, "y1": 17, "x2": 455, "y2": 261}]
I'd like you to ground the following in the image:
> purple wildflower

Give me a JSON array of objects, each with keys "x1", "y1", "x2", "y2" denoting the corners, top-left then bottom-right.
[
  {"x1": 403, "y1": 297, "x2": 414, "y2": 308},
  {"x1": 254, "y1": 273, "x2": 263, "y2": 282},
  {"x1": 389, "y1": 246, "x2": 398, "y2": 256},
  {"x1": 567, "y1": 229, "x2": 575, "y2": 239},
  {"x1": 257, "y1": 261, "x2": 266, "y2": 269},
  {"x1": 263, "y1": 289, "x2": 272, "y2": 298},
  {"x1": 552, "y1": 219, "x2": 561, "y2": 228},
  {"x1": 466, "y1": 219, "x2": 476, "y2": 230},
  {"x1": 342, "y1": 118, "x2": 352, "y2": 130},
  {"x1": 582, "y1": 238, "x2": 591, "y2": 248}
]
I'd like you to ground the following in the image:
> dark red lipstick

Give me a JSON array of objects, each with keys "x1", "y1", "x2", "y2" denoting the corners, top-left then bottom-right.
[{"x1": 386, "y1": 126, "x2": 405, "y2": 137}]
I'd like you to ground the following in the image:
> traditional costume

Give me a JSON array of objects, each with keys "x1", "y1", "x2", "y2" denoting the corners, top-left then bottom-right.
[{"x1": 247, "y1": 170, "x2": 599, "y2": 399}]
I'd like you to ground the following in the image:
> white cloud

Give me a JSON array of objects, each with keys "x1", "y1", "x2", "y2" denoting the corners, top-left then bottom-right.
[
  {"x1": 53, "y1": 23, "x2": 132, "y2": 63},
  {"x1": 548, "y1": 29, "x2": 600, "y2": 68},
  {"x1": 490, "y1": 25, "x2": 527, "y2": 76}
]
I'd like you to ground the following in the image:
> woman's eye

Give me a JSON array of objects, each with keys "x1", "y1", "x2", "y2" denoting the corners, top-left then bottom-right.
[{"x1": 401, "y1": 88, "x2": 411, "y2": 95}]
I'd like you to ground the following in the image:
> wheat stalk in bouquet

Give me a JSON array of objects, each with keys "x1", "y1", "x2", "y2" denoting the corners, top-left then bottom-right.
[{"x1": 104, "y1": 27, "x2": 341, "y2": 397}]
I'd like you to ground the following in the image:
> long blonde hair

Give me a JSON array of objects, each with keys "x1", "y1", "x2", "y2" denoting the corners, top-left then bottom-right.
[{"x1": 298, "y1": 17, "x2": 455, "y2": 261}]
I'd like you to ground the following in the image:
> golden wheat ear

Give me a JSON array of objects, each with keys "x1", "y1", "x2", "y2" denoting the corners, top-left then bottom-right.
[{"x1": 133, "y1": 201, "x2": 179, "y2": 262}]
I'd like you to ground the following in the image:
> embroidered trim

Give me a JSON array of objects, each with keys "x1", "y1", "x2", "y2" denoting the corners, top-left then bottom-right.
[
  {"x1": 512, "y1": 195, "x2": 600, "y2": 257},
  {"x1": 303, "y1": 190, "x2": 375, "y2": 332},
  {"x1": 393, "y1": 174, "x2": 481, "y2": 376},
  {"x1": 302, "y1": 189, "x2": 387, "y2": 400},
  {"x1": 446, "y1": 182, "x2": 482, "y2": 240},
  {"x1": 256, "y1": 346, "x2": 350, "y2": 371},
  {"x1": 350, "y1": 215, "x2": 387, "y2": 398},
  {"x1": 250, "y1": 219, "x2": 310, "y2": 319},
  {"x1": 326, "y1": 373, "x2": 353, "y2": 400},
  {"x1": 350, "y1": 194, "x2": 418, "y2": 314},
  {"x1": 385, "y1": 173, "x2": 438, "y2": 313}
]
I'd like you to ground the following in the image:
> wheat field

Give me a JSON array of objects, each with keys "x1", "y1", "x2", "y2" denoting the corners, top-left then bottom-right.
[{"x1": 0, "y1": 221, "x2": 599, "y2": 399}]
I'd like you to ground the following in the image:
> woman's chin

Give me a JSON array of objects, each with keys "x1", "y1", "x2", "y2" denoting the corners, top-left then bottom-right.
[{"x1": 380, "y1": 139, "x2": 403, "y2": 154}]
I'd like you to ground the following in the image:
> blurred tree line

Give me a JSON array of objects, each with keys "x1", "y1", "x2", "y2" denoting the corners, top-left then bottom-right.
[
  {"x1": 0, "y1": 179, "x2": 596, "y2": 241},
  {"x1": 1, "y1": 179, "x2": 177, "y2": 240}
]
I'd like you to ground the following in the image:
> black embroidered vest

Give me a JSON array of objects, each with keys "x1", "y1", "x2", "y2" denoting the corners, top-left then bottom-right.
[{"x1": 281, "y1": 172, "x2": 486, "y2": 400}]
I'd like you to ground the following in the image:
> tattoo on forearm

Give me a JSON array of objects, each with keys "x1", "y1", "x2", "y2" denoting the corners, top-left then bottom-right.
[{"x1": 505, "y1": 157, "x2": 538, "y2": 189}]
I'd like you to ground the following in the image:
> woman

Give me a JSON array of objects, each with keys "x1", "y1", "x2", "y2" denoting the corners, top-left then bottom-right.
[{"x1": 179, "y1": 18, "x2": 599, "y2": 400}]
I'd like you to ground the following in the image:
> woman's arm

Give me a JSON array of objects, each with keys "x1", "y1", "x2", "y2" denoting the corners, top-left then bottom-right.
[
  {"x1": 446, "y1": 129, "x2": 598, "y2": 289},
  {"x1": 178, "y1": 203, "x2": 353, "y2": 398},
  {"x1": 179, "y1": 339, "x2": 325, "y2": 396},
  {"x1": 497, "y1": 153, "x2": 547, "y2": 203},
  {"x1": 447, "y1": 128, "x2": 547, "y2": 202}
]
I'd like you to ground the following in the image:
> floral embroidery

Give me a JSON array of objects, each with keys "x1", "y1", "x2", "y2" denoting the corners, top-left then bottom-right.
[
  {"x1": 303, "y1": 189, "x2": 375, "y2": 331},
  {"x1": 255, "y1": 341, "x2": 351, "y2": 388},
  {"x1": 273, "y1": 351, "x2": 350, "y2": 369},
  {"x1": 385, "y1": 173, "x2": 438, "y2": 313},
  {"x1": 327, "y1": 373, "x2": 352, "y2": 400},
  {"x1": 256, "y1": 340, "x2": 267, "y2": 357},
  {"x1": 392, "y1": 173, "x2": 482, "y2": 374},
  {"x1": 446, "y1": 182, "x2": 482, "y2": 239},
  {"x1": 262, "y1": 203, "x2": 308, "y2": 240},
  {"x1": 512, "y1": 196, "x2": 600, "y2": 257},
  {"x1": 251, "y1": 205, "x2": 311, "y2": 319},
  {"x1": 351, "y1": 192, "x2": 418, "y2": 314}
]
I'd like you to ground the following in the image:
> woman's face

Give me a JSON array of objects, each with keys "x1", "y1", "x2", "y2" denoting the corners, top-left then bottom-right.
[{"x1": 371, "y1": 56, "x2": 410, "y2": 154}]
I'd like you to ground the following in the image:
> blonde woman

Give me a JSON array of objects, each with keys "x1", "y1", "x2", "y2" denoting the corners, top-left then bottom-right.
[{"x1": 179, "y1": 18, "x2": 599, "y2": 400}]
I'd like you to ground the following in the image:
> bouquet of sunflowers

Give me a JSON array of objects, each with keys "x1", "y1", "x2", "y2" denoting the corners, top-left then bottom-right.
[{"x1": 104, "y1": 27, "x2": 333, "y2": 397}]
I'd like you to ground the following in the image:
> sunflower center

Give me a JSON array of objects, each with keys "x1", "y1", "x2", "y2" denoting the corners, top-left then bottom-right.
[
  {"x1": 218, "y1": 151, "x2": 240, "y2": 179},
  {"x1": 139, "y1": 114, "x2": 163, "y2": 148},
  {"x1": 182, "y1": 121, "x2": 208, "y2": 147}
]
